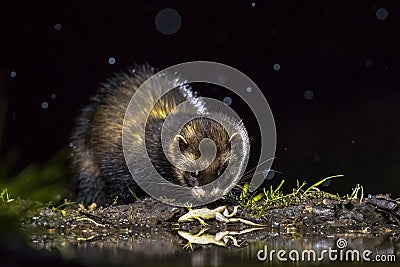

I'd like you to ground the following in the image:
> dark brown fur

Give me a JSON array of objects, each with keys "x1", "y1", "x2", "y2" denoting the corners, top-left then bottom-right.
[{"x1": 70, "y1": 65, "x2": 248, "y2": 206}]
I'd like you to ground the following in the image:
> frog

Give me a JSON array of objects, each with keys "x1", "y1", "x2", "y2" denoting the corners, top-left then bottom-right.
[
  {"x1": 178, "y1": 227, "x2": 264, "y2": 250},
  {"x1": 178, "y1": 205, "x2": 265, "y2": 227},
  {"x1": 178, "y1": 228, "x2": 238, "y2": 249}
]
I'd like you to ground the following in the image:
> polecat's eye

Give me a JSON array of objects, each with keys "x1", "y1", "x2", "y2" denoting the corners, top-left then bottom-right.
[{"x1": 190, "y1": 171, "x2": 200, "y2": 178}]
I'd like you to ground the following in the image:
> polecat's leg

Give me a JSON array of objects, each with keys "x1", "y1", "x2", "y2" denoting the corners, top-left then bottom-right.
[{"x1": 76, "y1": 169, "x2": 107, "y2": 206}]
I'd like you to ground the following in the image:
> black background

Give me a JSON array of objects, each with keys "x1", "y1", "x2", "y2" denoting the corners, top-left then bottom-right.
[{"x1": 0, "y1": 1, "x2": 399, "y2": 196}]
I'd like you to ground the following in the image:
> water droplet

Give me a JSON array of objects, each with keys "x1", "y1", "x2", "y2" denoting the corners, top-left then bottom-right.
[
  {"x1": 376, "y1": 8, "x2": 388, "y2": 21},
  {"x1": 108, "y1": 57, "x2": 116, "y2": 65},
  {"x1": 273, "y1": 63, "x2": 281, "y2": 71},
  {"x1": 246, "y1": 87, "x2": 252, "y2": 93},
  {"x1": 10, "y1": 71, "x2": 17, "y2": 78},
  {"x1": 223, "y1": 96, "x2": 232, "y2": 105},
  {"x1": 155, "y1": 8, "x2": 182, "y2": 35},
  {"x1": 304, "y1": 90, "x2": 314, "y2": 100},
  {"x1": 41, "y1": 102, "x2": 49, "y2": 109}
]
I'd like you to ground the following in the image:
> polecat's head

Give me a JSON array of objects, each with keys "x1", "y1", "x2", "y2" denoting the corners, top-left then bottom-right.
[{"x1": 171, "y1": 115, "x2": 249, "y2": 188}]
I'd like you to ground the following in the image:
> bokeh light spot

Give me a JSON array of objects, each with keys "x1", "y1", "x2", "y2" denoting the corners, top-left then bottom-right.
[
  {"x1": 223, "y1": 96, "x2": 232, "y2": 105},
  {"x1": 304, "y1": 90, "x2": 314, "y2": 100},
  {"x1": 217, "y1": 76, "x2": 226, "y2": 84},
  {"x1": 273, "y1": 63, "x2": 281, "y2": 71},
  {"x1": 322, "y1": 179, "x2": 331, "y2": 187},
  {"x1": 376, "y1": 8, "x2": 388, "y2": 20},
  {"x1": 263, "y1": 169, "x2": 275, "y2": 180},
  {"x1": 365, "y1": 59, "x2": 373, "y2": 68},
  {"x1": 41, "y1": 102, "x2": 49, "y2": 109},
  {"x1": 108, "y1": 57, "x2": 116, "y2": 65},
  {"x1": 155, "y1": 8, "x2": 182, "y2": 35}
]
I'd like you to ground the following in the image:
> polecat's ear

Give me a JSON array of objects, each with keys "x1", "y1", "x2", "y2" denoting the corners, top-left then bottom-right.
[{"x1": 174, "y1": 134, "x2": 188, "y2": 145}]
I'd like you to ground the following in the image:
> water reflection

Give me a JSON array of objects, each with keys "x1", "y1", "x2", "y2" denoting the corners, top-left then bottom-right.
[{"x1": 29, "y1": 228, "x2": 399, "y2": 266}]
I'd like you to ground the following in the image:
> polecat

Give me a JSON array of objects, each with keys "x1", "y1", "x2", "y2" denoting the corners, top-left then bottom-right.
[{"x1": 69, "y1": 64, "x2": 250, "y2": 206}]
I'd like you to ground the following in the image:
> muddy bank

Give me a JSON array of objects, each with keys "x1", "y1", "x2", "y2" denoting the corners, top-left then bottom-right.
[{"x1": 1, "y1": 193, "x2": 399, "y2": 266}]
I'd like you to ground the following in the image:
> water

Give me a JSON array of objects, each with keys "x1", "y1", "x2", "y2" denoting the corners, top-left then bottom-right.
[{"x1": 28, "y1": 230, "x2": 398, "y2": 266}]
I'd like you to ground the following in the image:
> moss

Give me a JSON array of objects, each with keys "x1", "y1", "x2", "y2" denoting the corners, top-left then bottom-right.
[{"x1": 231, "y1": 174, "x2": 366, "y2": 215}]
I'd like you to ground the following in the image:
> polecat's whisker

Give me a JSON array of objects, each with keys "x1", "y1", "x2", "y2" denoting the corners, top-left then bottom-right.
[{"x1": 241, "y1": 156, "x2": 276, "y2": 177}]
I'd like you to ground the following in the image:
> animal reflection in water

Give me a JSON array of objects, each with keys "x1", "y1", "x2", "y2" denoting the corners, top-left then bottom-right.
[{"x1": 177, "y1": 206, "x2": 267, "y2": 249}]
